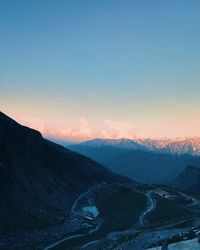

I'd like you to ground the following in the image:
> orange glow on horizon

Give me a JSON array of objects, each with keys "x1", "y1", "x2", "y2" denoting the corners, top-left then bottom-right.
[{"x1": 5, "y1": 110, "x2": 200, "y2": 142}]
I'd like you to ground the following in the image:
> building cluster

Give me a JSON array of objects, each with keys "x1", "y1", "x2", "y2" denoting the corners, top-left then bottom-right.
[{"x1": 152, "y1": 189, "x2": 170, "y2": 199}]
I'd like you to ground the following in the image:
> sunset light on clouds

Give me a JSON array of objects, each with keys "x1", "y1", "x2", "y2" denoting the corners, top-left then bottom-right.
[
  {"x1": 2, "y1": 106, "x2": 200, "y2": 142},
  {"x1": 2, "y1": 2, "x2": 200, "y2": 247},
  {"x1": 1, "y1": 0, "x2": 200, "y2": 141}
]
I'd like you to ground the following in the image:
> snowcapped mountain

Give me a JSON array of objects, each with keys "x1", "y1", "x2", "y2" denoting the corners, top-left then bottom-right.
[
  {"x1": 77, "y1": 138, "x2": 146, "y2": 151},
  {"x1": 69, "y1": 138, "x2": 200, "y2": 183},
  {"x1": 71, "y1": 137, "x2": 200, "y2": 156},
  {"x1": 137, "y1": 137, "x2": 200, "y2": 156}
]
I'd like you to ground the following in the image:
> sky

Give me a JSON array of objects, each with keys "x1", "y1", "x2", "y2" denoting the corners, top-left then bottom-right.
[{"x1": 0, "y1": 0, "x2": 200, "y2": 141}]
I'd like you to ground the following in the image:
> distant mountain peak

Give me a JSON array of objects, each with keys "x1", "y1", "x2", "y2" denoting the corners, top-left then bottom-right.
[
  {"x1": 77, "y1": 137, "x2": 146, "y2": 151},
  {"x1": 70, "y1": 137, "x2": 200, "y2": 156}
]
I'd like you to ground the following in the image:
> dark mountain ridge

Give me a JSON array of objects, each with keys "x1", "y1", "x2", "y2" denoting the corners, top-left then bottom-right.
[{"x1": 0, "y1": 112, "x2": 130, "y2": 232}]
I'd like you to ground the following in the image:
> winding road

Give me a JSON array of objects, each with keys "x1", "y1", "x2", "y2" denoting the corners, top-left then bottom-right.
[
  {"x1": 43, "y1": 233, "x2": 84, "y2": 250},
  {"x1": 43, "y1": 186, "x2": 100, "y2": 250},
  {"x1": 178, "y1": 191, "x2": 200, "y2": 208},
  {"x1": 139, "y1": 191, "x2": 156, "y2": 227},
  {"x1": 44, "y1": 188, "x2": 157, "y2": 250},
  {"x1": 71, "y1": 186, "x2": 95, "y2": 216}
]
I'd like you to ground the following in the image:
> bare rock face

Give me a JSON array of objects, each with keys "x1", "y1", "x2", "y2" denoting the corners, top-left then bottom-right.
[{"x1": 0, "y1": 112, "x2": 127, "y2": 232}]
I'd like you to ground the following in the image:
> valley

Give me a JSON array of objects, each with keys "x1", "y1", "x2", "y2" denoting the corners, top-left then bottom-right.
[
  {"x1": 1, "y1": 112, "x2": 200, "y2": 250},
  {"x1": 40, "y1": 184, "x2": 200, "y2": 250}
]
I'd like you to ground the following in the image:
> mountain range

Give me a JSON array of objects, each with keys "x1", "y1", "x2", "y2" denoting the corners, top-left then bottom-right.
[
  {"x1": 137, "y1": 137, "x2": 200, "y2": 156},
  {"x1": 70, "y1": 137, "x2": 200, "y2": 156},
  {"x1": 69, "y1": 138, "x2": 200, "y2": 183},
  {"x1": 1, "y1": 112, "x2": 200, "y2": 249}
]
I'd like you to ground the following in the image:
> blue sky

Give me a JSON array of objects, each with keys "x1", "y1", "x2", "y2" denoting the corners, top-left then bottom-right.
[{"x1": 1, "y1": 0, "x2": 200, "y2": 140}]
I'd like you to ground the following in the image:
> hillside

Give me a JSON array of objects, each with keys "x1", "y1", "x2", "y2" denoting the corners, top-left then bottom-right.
[
  {"x1": 0, "y1": 112, "x2": 130, "y2": 232},
  {"x1": 171, "y1": 165, "x2": 200, "y2": 193},
  {"x1": 69, "y1": 139, "x2": 200, "y2": 183}
]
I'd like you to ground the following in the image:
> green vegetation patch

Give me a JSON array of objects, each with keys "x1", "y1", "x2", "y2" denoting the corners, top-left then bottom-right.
[
  {"x1": 147, "y1": 198, "x2": 192, "y2": 226},
  {"x1": 95, "y1": 184, "x2": 146, "y2": 232}
]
